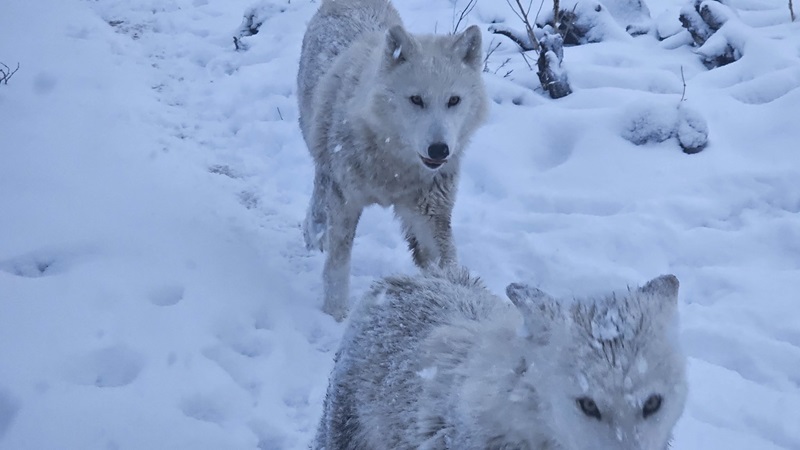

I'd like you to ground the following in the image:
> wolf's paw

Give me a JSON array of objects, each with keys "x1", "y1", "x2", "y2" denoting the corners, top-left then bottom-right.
[
  {"x1": 302, "y1": 216, "x2": 326, "y2": 252},
  {"x1": 322, "y1": 301, "x2": 348, "y2": 322}
]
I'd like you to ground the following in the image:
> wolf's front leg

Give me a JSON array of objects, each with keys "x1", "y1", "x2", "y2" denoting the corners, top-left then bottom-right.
[
  {"x1": 321, "y1": 188, "x2": 362, "y2": 321},
  {"x1": 397, "y1": 209, "x2": 438, "y2": 268},
  {"x1": 398, "y1": 176, "x2": 458, "y2": 268},
  {"x1": 428, "y1": 175, "x2": 458, "y2": 268},
  {"x1": 431, "y1": 212, "x2": 457, "y2": 268},
  {"x1": 303, "y1": 168, "x2": 330, "y2": 252},
  {"x1": 396, "y1": 205, "x2": 456, "y2": 269}
]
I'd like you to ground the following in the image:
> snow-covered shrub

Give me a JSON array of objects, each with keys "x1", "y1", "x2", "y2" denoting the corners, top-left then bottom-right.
[
  {"x1": 537, "y1": 31, "x2": 572, "y2": 99},
  {"x1": 676, "y1": 106, "x2": 709, "y2": 154},
  {"x1": 679, "y1": 0, "x2": 740, "y2": 68},
  {"x1": 620, "y1": 98, "x2": 709, "y2": 154},
  {"x1": 536, "y1": 0, "x2": 632, "y2": 45},
  {"x1": 234, "y1": 1, "x2": 289, "y2": 51}
]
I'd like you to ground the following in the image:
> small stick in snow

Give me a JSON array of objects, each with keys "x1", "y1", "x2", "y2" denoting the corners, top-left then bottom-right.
[
  {"x1": 791, "y1": 0, "x2": 796, "y2": 22},
  {"x1": 679, "y1": 66, "x2": 687, "y2": 104},
  {"x1": 277, "y1": 107, "x2": 284, "y2": 121}
]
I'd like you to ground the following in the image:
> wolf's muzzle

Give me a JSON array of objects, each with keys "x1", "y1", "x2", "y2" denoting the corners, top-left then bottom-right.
[{"x1": 421, "y1": 143, "x2": 449, "y2": 169}]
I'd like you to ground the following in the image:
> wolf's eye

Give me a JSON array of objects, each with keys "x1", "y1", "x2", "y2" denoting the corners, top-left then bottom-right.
[
  {"x1": 642, "y1": 394, "x2": 662, "y2": 419},
  {"x1": 577, "y1": 397, "x2": 601, "y2": 420},
  {"x1": 447, "y1": 95, "x2": 461, "y2": 107},
  {"x1": 409, "y1": 95, "x2": 425, "y2": 108}
]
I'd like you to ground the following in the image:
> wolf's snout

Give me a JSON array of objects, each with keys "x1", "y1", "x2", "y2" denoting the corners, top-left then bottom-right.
[{"x1": 427, "y1": 143, "x2": 449, "y2": 160}]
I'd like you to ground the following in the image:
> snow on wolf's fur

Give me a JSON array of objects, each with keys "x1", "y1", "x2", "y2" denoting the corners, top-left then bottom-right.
[
  {"x1": 314, "y1": 269, "x2": 687, "y2": 449},
  {"x1": 296, "y1": 0, "x2": 489, "y2": 321}
]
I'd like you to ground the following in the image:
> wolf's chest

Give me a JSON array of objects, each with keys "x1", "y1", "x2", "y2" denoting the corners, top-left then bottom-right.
[
  {"x1": 331, "y1": 158, "x2": 430, "y2": 207},
  {"x1": 362, "y1": 169, "x2": 428, "y2": 207}
]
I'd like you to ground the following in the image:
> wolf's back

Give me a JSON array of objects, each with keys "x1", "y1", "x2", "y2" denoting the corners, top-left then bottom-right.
[{"x1": 297, "y1": 0, "x2": 402, "y2": 142}]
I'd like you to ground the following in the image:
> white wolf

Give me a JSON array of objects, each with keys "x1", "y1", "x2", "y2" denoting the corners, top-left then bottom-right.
[
  {"x1": 296, "y1": 0, "x2": 489, "y2": 320},
  {"x1": 313, "y1": 270, "x2": 688, "y2": 449}
]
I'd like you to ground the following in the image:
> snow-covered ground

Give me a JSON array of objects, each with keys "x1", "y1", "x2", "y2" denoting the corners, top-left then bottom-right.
[{"x1": 1, "y1": 0, "x2": 799, "y2": 448}]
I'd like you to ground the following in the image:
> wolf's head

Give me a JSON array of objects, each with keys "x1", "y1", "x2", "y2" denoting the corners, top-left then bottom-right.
[
  {"x1": 365, "y1": 25, "x2": 489, "y2": 171},
  {"x1": 505, "y1": 275, "x2": 688, "y2": 450}
]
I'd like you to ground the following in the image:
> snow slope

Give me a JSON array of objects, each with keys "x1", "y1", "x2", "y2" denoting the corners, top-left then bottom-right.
[{"x1": 1, "y1": 0, "x2": 799, "y2": 448}]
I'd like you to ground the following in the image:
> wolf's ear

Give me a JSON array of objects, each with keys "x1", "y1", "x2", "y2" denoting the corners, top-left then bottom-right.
[
  {"x1": 453, "y1": 25, "x2": 483, "y2": 71},
  {"x1": 639, "y1": 274, "x2": 679, "y2": 304},
  {"x1": 385, "y1": 25, "x2": 416, "y2": 67},
  {"x1": 638, "y1": 274, "x2": 680, "y2": 321},
  {"x1": 506, "y1": 283, "x2": 561, "y2": 340}
]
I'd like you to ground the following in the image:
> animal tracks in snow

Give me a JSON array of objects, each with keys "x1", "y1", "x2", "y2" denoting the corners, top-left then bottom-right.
[
  {"x1": 0, "y1": 387, "x2": 21, "y2": 440},
  {"x1": 683, "y1": 327, "x2": 800, "y2": 390},
  {"x1": 62, "y1": 344, "x2": 145, "y2": 388},
  {"x1": 202, "y1": 319, "x2": 275, "y2": 396},
  {"x1": 0, "y1": 247, "x2": 92, "y2": 278},
  {"x1": 147, "y1": 283, "x2": 184, "y2": 307},
  {"x1": 179, "y1": 392, "x2": 229, "y2": 425}
]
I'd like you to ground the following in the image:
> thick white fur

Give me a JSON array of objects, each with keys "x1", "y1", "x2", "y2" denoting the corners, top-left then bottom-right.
[
  {"x1": 296, "y1": 0, "x2": 489, "y2": 320},
  {"x1": 314, "y1": 270, "x2": 688, "y2": 449}
]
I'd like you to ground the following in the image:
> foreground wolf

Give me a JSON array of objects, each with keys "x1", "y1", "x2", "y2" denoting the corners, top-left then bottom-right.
[
  {"x1": 313, "y1": 270, "x2": 688, "y2": 449},
  {"x1": 296, "y1": 0, "x2": 489, "y2": 320}
]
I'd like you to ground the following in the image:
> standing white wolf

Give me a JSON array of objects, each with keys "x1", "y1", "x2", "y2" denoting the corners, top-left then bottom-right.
[
  {"x1": 296, "y1": 0, "x2": 489, "y2": 320},
  {"x1": 313, "y1": 270, "x2": 688, "y2": 449}
]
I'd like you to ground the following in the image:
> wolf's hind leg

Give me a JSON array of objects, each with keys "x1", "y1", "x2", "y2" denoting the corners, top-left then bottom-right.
[
  {"x1": 303, "y1": 168, "x2": 330, "y2": 252},
  {"x1": 322, "y1": 186, "x2": 362, "y2": 321}
]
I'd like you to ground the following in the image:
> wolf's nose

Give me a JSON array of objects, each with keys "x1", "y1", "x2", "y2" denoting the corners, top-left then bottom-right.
[{"x1": 427, "y1": 143, "x2": 449, "y2": 160}]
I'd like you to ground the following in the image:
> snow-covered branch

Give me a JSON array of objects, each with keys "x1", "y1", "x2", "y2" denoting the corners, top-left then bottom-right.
[{"x1": 488, "y1": 24, "x2": 537, "y2": 51}]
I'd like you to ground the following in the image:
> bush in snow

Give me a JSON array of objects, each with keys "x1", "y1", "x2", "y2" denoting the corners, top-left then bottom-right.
[
  {"x1": 679, "y1": 0, "x2": 739, "y2": 68},
  {"x1": 233, "y1": 1, "x2": 289, "y2": 51},
  {"x1": 489, "y1": 0, "x2": 650, "y2": 98},
  {"x1": 537, "y1": 0, "x2": 644, "y2": 44},
  {"x1": 537, "y1": 30, "x2": 572, "y2": 99},
  {"x1": 675, "y1": 106, "x2": 708, "y2": 154},
  {"x1": 488, "y1": 0, "x2": 576, "y2": 98},
  {"x1": 602, "y1": 0, "x2": 652, "y2": 35},
  {"x1": 621, "y1": 98, "x2": 709, "y2": 154}
]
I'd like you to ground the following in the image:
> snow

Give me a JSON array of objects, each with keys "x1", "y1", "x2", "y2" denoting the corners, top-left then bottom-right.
[{"x1": 0, "y1": 0, "x2": 799, "y2": 449}]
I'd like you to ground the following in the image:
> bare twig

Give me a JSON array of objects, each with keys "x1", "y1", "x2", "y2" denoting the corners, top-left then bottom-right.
[
  {"x1": 481, "y1": 38, "x2": 514, "y2": 77},
  {"x1": 493, "y1": 57, "x2": 514, "y2": 77},
  {"x1": 452, "y1": 0, "x2": 478, "y2": 34},
  {"x1": 0, "y1": 62, "x2": 20, "y2": 85},
  {"x1": 553, "y1": 0, "x2": 561, "y2": 29},
  {"x1": 505, "y1": 0, "x2": 541, "y2": 51},
  {"x1": 277, "y1": 107, "x2": 284, "y2": 121},
  {"x1": 791, "y1": 0, "x2": 796, "y2": 22},
  {"x1": 520, "y1": 51, "x2": 534, "y2": 70},
  {"x1": 533, "y1": 0, "x2": 546, "y2": 25},
  {"x1": 483, "y1": 39, "x2": 503, "y2": 72},
  {"x1": 560, "y1": 4, "x2": 578, "y2": 41},
  {"x1": 679, "y1": 66, "x2": 687, "y2": 104}
]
